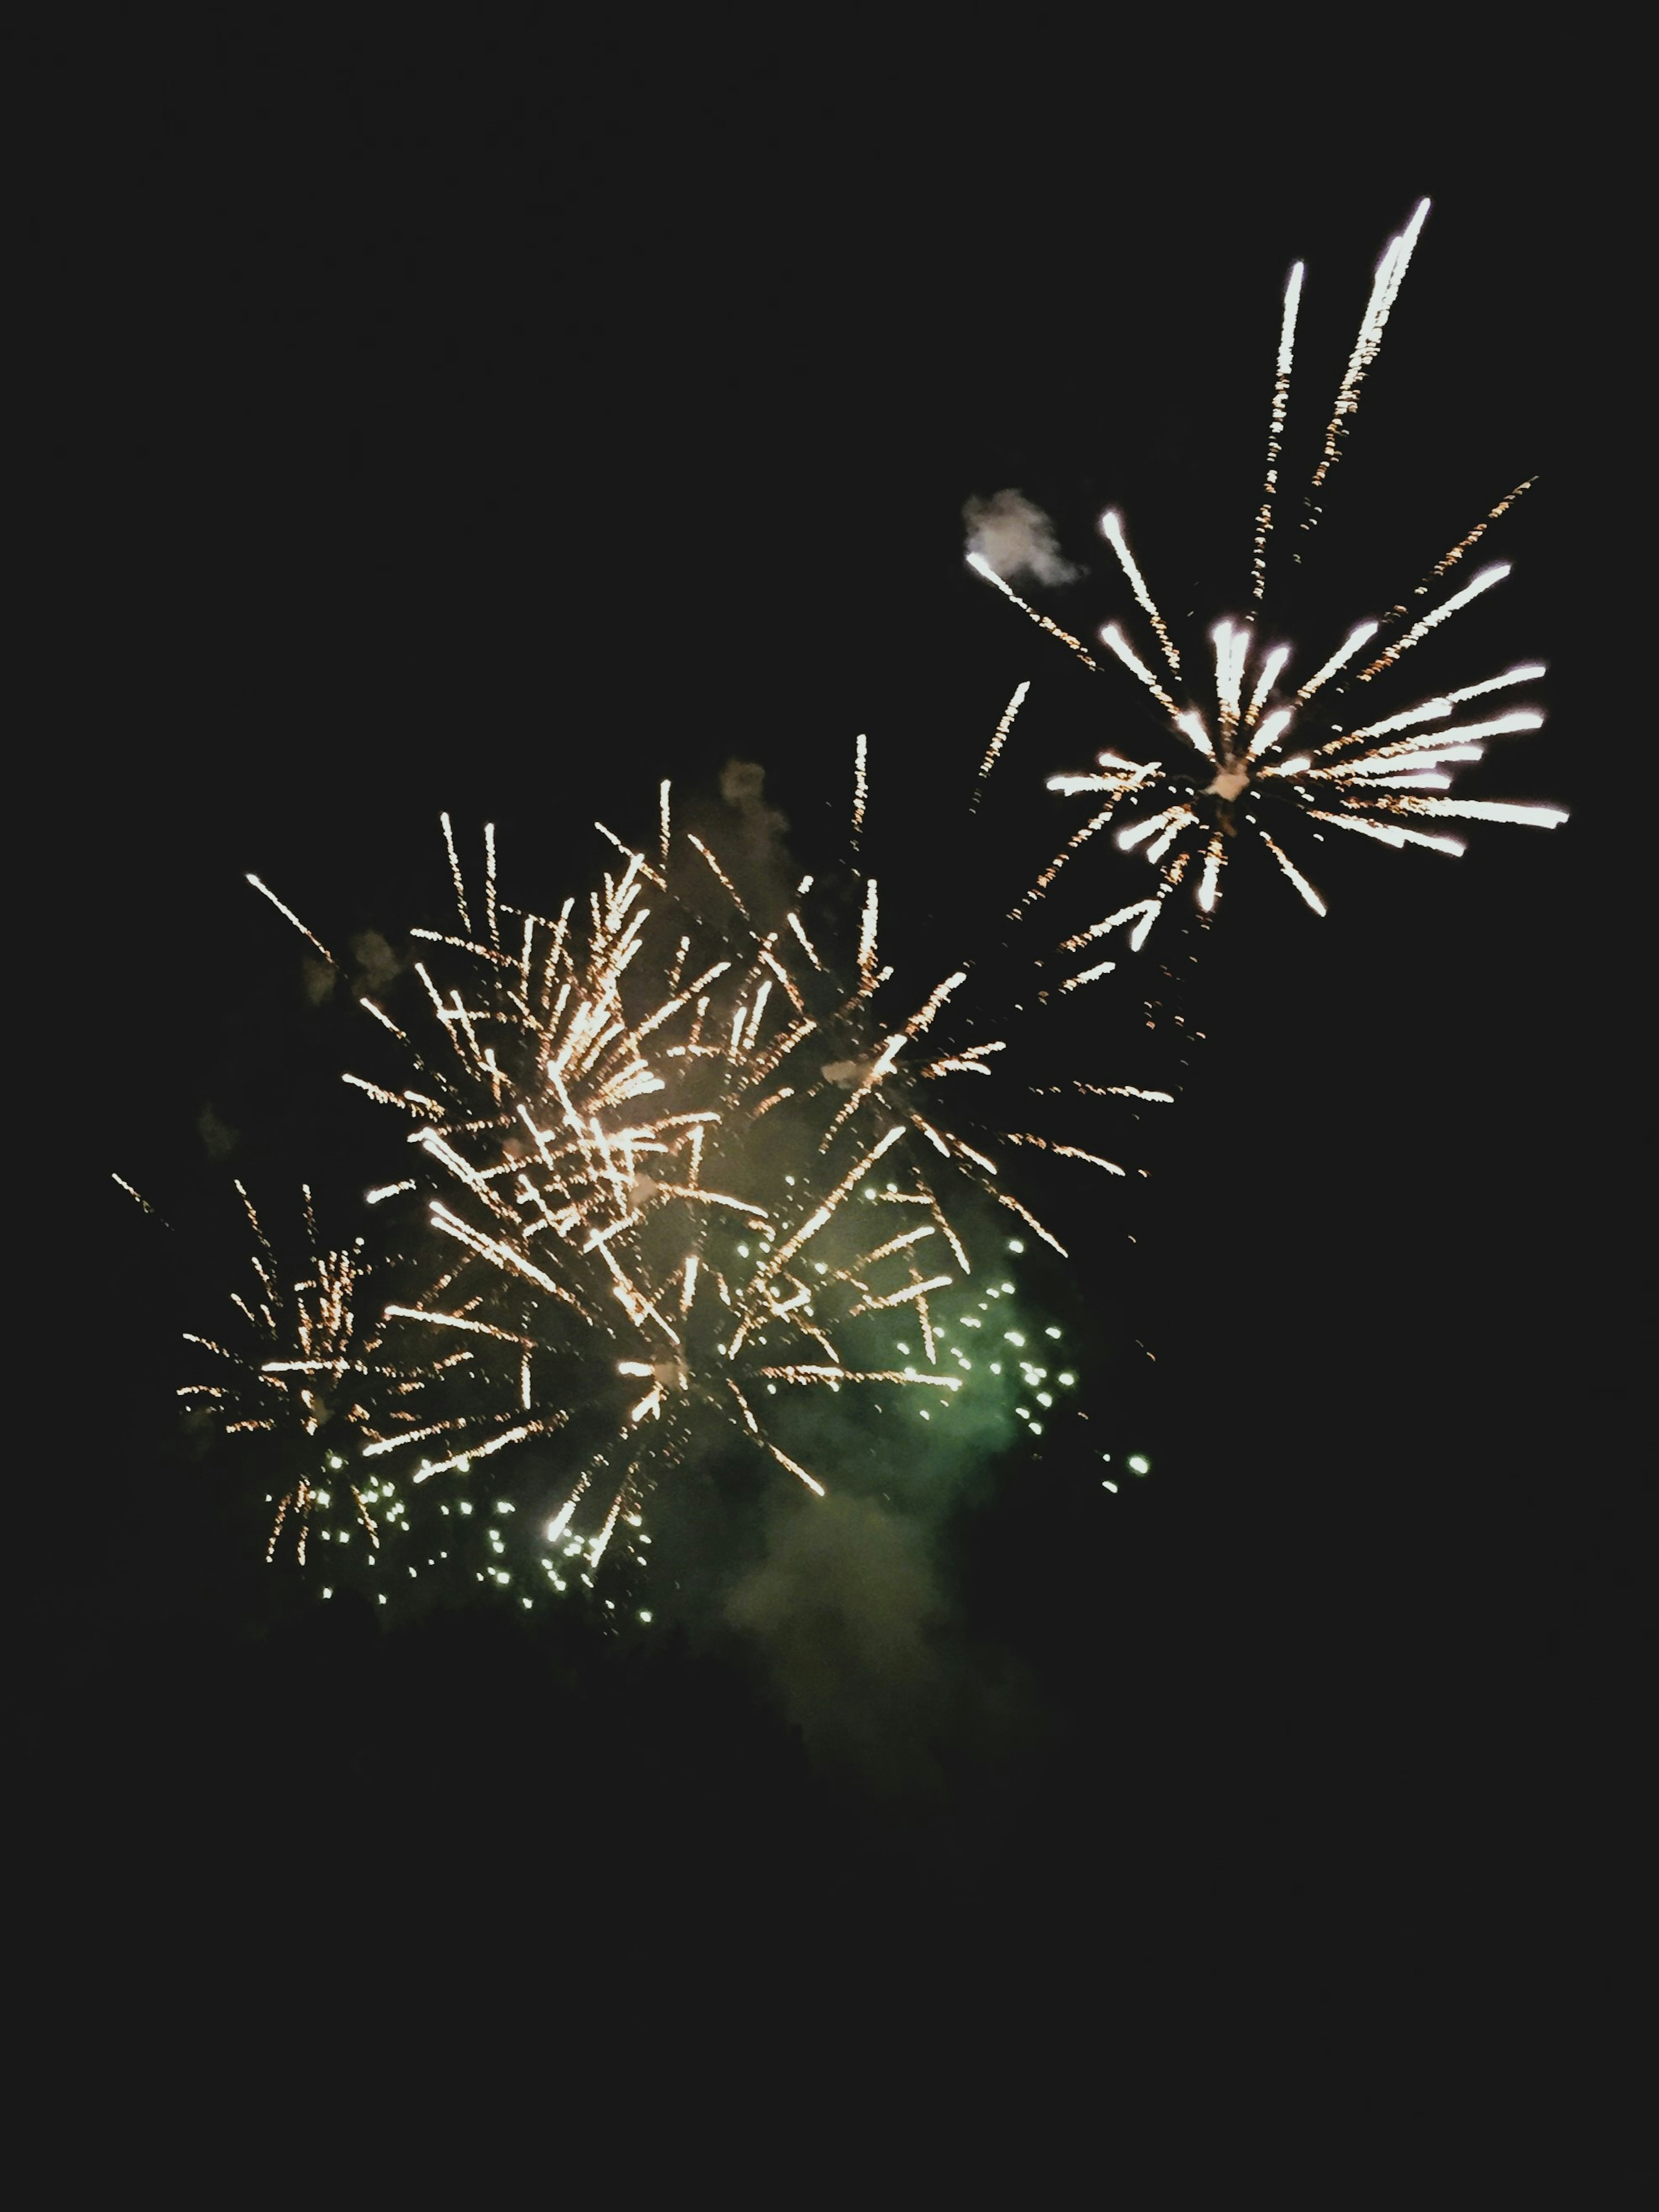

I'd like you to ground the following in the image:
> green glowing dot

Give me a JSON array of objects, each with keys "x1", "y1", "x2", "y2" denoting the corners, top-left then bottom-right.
[{"x1": 1128, "y1": 1454, "x2": 1150, "y2": 1474}]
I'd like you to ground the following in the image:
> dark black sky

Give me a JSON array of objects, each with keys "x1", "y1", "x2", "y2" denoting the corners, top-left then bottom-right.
[{"x1": 27, "y1": 34, "x2": 1636, "y2": 2123}]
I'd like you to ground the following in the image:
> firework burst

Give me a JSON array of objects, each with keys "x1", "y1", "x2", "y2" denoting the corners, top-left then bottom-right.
[
  {"x1": 970, "y1": 201, "x2": 1562, "y2": 971},
  {"x1": 176, "y1": 1183, "x2": 416, "y2": 1567}
]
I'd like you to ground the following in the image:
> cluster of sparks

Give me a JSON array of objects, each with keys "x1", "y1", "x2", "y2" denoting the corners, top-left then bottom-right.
[
  {"x1": 178, "y1": 742, "x2": 1158, "y2": 1599},
  {"x1": 150, "y1": 200, "x2": 1556, "y2": 1606},
  {"x1": 970, "y1": 199, "x2": 1561, "y2": 971}
]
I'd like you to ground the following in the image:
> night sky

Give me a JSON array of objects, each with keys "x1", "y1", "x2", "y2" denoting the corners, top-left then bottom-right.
[{"x1": 28, "y1": 33, "x2": 1632, "y2": 2143}]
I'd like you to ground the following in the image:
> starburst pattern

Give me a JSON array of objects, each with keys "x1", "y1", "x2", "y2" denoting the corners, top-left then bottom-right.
[{"x1": 970, "y1": 201, "x2": 1563, "y2": 968}]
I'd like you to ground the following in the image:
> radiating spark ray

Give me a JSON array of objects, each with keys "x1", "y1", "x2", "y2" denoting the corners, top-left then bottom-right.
[
  {"x1": 246, "y1": 875, "x2": 338, "y2": 967},
  {"x1": 1356, "y1": 564, "x2": 1511, "y2": 683},
  {"x1": 1259, "y1": 834, "x2": 1327, "y2": 915},
  {"x1": 1100, "y1": 511, "x2": 1182, "y2": 676},
  {"x1": 968, "y1": 553, "x2": 1104, "y2": 673},
  {"x1": 1250, "y1": 260, "x2": 1304, "y2": 601},
  {"x1": 1305, "y1": 197, "x2": 1430, "y2": 517},
  {"x1": 440, "y1": 812, "x2": 472, "y2": 934},
  {"x1": 970, "y1": 682, "x2": 1030, "y2": 811},
  {"x1": 1294, "y1": 622, "x2": 1381, "y2": 705}
]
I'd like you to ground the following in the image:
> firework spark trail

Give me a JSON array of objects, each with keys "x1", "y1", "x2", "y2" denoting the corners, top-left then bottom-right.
[
  {"x1": 1293, "y1": 621, "x2": 1381, "y2": 705},
  {"x1": 245, "y1": 875, "x2": 338, "y2": 968},
  {"x1": 1096, "y1": 624, "x2": 1177, "y2": 714},
  {"x1": 966, "y1": 554, "x2": 1103, "y2": 674},
  {"x1": 1355, "y1": 563, "x2": 1511, "y2": 683},
  {"x1": 1304, "y1": 197, "x2": 1431, "y2": 519},
  {"x1": 1259, "y1": 832, "x2": 1327, "y2": 916},
  {"x1": 1250, "y1": 260, "x2": 1305, "y2": 602},
  {"x1": 970, "y1": 682, "x2": 1031, "y2": 812},
  {"x1": 1096, "y1": 511, "x2": 1182, "y2": 678}
]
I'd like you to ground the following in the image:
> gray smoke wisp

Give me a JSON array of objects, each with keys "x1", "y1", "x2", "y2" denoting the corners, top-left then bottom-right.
[
  {"x1": 961, "y1": 489, "x2": 1078, "y2": 586},
  {"x1": 725, "y1": 1489, "x2": 1042, "y2": 1817}
]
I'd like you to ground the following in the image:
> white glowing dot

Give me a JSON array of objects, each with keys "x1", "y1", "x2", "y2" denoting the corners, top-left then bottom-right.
[
  {"x1": 1045, "y1": 1326, "x2": 1062, "y2": 1339},
  {"x1": 1004, "y1": 1331, "x2": 1025, "y2": 1346},
  {"x1": 1006, "y1": 1238, "x2": 1025, "y2": 1254},
  {"x1": 1128, "y1": 1454, "x2": 1150, "y2": 1474}
]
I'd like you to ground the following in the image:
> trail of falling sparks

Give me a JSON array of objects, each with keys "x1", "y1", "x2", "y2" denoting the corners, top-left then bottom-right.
[
  {"x1": 1100, "y1": 512, "x2": 1181, "y2": 678},
  {"x1": 1250, "y1": 260, "x2": 1304, "y2": 603},
  {"x1": 246, "y1": 875, "x2": 338, "y2": 968},
  {"x1": 970, "y1": 682, "x2": 1030, "y2": 811},
  {"x1": 1304, "y1": 198, "x2": 1430, "y2": 522}
]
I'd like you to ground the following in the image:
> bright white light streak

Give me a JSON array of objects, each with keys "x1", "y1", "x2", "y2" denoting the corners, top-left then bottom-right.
[
  {"x1": 1100, "y1": 511, "x2": 1182, "y2": 676},
  {"x1": 1294, "y1": 622, "x2": 1380, "y2": 704},
  {"x1": 1259, "y1": 834, "x2": 1327, "y2": 915},
  {"x1": 1197, "y1": 835, "x2": 1224, "y2": 911},
  {"x1": 1118, "y1": 806, "x2": 1188, "y2": 851},
  {"x1": 1357, "y1": 563, "x2": 1510, "y2": 682},
  {"x1": 1245, "y1": 643, "x2": 1292, "y2": 724},
  {"x1": 1250, "y1": 261, "x2": 1304, "y2": 601},
  {"x1": 1098, "y1": 622, "x2": 1176, "y2": 713},
  {"x1": 245, "y1": 875, "x2": 337, "y2": 967},
  {"x1": 1304, "y1": 809, "x2": 1465, "y2": 857},
  {"x1": 1245, "y1": 707, "x2": 1294, "y2": 761},
  {"x1": 971, "y1": 682, "x2": 1030, "y2": 811}
]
